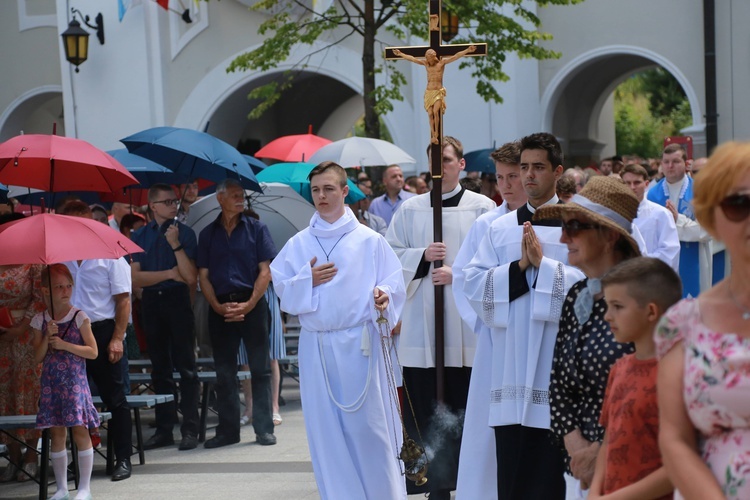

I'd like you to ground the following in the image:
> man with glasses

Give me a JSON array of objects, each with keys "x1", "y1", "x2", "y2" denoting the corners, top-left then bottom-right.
[
  {"x1": 462, "y1": 133, "x2": 584, "y2": 499},
  {"x1": 131, "y1": 183, "x2": 201, "y2": 451}
]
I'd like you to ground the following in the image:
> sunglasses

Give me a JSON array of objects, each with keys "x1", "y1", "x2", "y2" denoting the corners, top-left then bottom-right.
[
  {"x1": 152, "y1": 199, "x2": 179, "y2": 207},
  {"x1": 561, "y1": 219, "x2": 600, "y2": 238},
  {"x1": 719, "y1": 194, "x2": 750, "y2": 222}
]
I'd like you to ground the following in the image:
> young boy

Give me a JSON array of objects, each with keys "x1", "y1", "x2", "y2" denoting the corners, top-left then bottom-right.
[
  {"x1": 590, "y1": 257, "x2": 682, "y2": 500},
  {"x1": 270, "y1": 161, "x2": 408, "y2": 499}
]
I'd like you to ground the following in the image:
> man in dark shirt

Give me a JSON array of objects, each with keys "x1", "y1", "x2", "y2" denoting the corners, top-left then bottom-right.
[
  {"x1": 197, "y1": 178, "x2": 278, "y2": 448},
  {"x1": 131, "y1": 183, "x2": 201, "y2": 451}
]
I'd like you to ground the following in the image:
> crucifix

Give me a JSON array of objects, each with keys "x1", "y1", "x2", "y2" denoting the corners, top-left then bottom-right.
[{"x1": 385, "y1": 1, "x2": 487, "y2": 402}]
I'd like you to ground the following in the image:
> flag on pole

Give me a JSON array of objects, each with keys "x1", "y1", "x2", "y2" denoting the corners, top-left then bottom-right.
[{"x1": 118, "y1": 0, "x2": 143, "y2": 21}]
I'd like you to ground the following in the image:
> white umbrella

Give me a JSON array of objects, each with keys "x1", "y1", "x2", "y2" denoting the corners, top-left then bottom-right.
[
  {"x1": 186, "y1": 182, "x2": 314, "y2": 250},
  {"x1": 308, "y1": 137, "x2": 416, "y2": 167}
]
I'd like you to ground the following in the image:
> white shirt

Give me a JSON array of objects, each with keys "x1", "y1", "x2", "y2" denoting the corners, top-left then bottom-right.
[
  {"x1": 65, "y1": 258, "x2": 131, "y2": 323},
  {"x1": 635, "y1": 199, "x2": 681, "y2": 270}
]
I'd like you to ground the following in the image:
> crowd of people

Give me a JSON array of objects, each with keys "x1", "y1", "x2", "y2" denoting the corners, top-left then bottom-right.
[{"x1": 1, "y1": 133, "x2": 749, "y2": 500}]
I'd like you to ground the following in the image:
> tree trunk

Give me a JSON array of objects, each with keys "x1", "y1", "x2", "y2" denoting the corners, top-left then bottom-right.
[{"x1": 362, "y1": 0, "x2": 380, "y2": 139}]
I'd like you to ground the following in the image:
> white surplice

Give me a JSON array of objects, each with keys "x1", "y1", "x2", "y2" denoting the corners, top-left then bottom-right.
[
  {"x1": 386, "y1": 189, "x2": 496, "y2": 369},
  {"x1": 270, "y1": 208, "x2": 407, "y2": 500},
  {"x1": 463, "y1": 212, "x2": 584, "y2": 430},
  {"x1": 635, "y1": 198, "x2": 681, "y2": 271},
  {"x1": 452, "y1": 201, "x2": 509, "y2": 500}
]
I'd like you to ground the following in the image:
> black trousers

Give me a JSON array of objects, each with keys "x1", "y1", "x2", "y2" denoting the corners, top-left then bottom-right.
[
  {"x1": 401, "y1": 366, "x2": 471, "y2": 494},
  {"x1": 141, "y1": 286, "x2": 200, "y2": 438},
  {"x1": 209, "y1": 294, "x2": 273, "y2": 438},
  {"x1": 87, "y1": 320, "x2": 133, "y2": 462},
  {"x1": 495, "y1": 425, "x2": 566, "y2": 500}
]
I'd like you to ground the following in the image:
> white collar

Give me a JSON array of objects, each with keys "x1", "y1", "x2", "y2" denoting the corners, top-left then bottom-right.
[
  {"x1": 526, "y1": 194, "x2": 559, "y2": 213},
  {"x1": 441, "y1": 184, "x2": 462, "y2": 200},
  {"x1": 309, "y1": 207, "x2": 360, "y2": 238}
]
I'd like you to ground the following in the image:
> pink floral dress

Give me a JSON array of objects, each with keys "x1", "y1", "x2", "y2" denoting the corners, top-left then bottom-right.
[
  {"x1": 655, "y1": 298, "x2": 750, "y2": 499},
  {"x1": 0, "y1": 264, "x2": 46, "y2": 442}
]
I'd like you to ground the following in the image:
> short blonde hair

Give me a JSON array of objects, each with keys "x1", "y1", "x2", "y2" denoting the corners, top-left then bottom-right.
[{"x1": 694, "y1": 141, "x2": 750, "y2": 237}]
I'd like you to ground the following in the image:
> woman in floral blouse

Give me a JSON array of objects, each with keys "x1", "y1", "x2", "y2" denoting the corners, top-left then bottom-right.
[
  {"x1": 657, "y1": 142, "x2": 750, "y2": 500},
  {"x1": 535, "y1": 177, "x2": 641, "y2": 496},
  {"x1": 0, "y1": 213, "x2": 47, "y2": 482}
]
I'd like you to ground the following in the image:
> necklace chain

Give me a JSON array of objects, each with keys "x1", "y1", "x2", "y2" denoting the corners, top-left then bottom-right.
[
  {"x1": 314, "y1": 232, "x2": 349, "y2": 262},
  {"x1": 728, "y1": 279, "x2": 750, "y2": 320}
]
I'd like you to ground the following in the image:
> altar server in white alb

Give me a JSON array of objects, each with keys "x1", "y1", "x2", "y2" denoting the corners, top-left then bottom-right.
[
  {"x1": 270, "y1": 161, "x2": 407, "y2": 500},
  {"x1": 386, "y1": 136, "x2": 495, "y2": 498},
  {"x1": 462, "y1": 133, "x2": 584, "y2": 500},
  {"x1": 621, "y1": 163, "x2": 680, "y2": 270},
  {"x1": 452, "y1": 140, "x2": 527, "y2": 500}
]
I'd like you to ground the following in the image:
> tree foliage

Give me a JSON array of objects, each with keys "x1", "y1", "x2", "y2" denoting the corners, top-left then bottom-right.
[
  {"x1": 614, "y1": 69, "x2": 692, "y2": 158},
  {"x1": 228, "y1": 0, "x2": 581, "y2": 138}
]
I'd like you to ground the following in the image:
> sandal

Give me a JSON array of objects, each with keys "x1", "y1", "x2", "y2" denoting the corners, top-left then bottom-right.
[
  {"x1": 240, "y1": 415, "x2": 252, "y2": 426},
  {"x1": 273, "y1": 413, "x2": 282, "y2": 426}
]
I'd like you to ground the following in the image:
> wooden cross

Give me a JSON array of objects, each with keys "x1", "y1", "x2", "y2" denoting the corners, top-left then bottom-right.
[{"x1": 385, "y1": 1, "x2": 487, "y2": 402}]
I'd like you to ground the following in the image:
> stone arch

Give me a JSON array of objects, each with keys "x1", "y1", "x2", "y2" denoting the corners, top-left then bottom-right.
[
  {"x1": 0, "y1": 85, "x2": 64, "y2": 141},
  {"x1": 174, "y1": 41, "x2": 413, "y2": 154},
  {"x1": 540, "y1": 45, "x2": 704, "y2": 165}
]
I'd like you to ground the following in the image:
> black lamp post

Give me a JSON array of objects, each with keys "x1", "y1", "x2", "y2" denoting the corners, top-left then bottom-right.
[
  {"x1": 61, "y1": 8, "x2": 104, "y2": 73},
  {"x1": 441, "y1": 9, "x2": 459, "y2": 42}
]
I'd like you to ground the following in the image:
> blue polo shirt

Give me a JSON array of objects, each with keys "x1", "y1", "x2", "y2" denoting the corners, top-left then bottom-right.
[
  {"x1": 196, "y1": 214, "x2": 277, "y2": 296},
  {"x1": 131, "y1": 219, "x2": 198, "y2": 291}
]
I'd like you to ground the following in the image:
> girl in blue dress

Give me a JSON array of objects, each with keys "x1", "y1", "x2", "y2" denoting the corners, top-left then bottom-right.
[{"x1": 31, "y1": 264, "x2": 99, "y2": 500}]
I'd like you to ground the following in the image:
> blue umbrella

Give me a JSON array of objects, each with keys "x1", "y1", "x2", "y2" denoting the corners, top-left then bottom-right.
[
  {"x1": 107, "y1": 148, "x2": 186, "y2": 186},
  {"x1": 463, "y1": 148, "x2": 495, "y2": 174},
  {"x1": 120, "y1": 127, "x2": 261, "y2": 192},
  {"x1": 256, "y1": 162, "x2": 365, "y2": 204},
  {"x1": 242, "y1": 154, "x2": 268, "y2": 175}
]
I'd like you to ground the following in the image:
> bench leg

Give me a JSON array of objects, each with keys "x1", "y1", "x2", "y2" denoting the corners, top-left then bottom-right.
[
  {"x1": 134, "y1": 408, "x2": 145, "y2": 465},
  {"x1": 39, "y1": 429, "x2": 49, "y2": 500},
  {"x1": 199, "y1": 383, "x2": 209, "y2": 443}
]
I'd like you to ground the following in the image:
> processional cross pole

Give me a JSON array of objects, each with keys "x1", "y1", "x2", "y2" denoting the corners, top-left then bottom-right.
[{"x1": 385, "y1": 1, "x2": 487, "y2": 402}]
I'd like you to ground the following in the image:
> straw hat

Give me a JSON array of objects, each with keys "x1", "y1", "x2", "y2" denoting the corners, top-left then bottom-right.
[{"x1": 534, "y1": 176, "x2": 641, "y2": 256}]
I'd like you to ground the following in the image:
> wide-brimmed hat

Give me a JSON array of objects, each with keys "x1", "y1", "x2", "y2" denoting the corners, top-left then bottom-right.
[{"x1": 534, "y1": 176, "x2": 641, "y2": 256}]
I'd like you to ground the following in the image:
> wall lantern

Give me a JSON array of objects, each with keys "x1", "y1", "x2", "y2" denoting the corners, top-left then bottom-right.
[
  {"x1": 61, "y1": 8, "x2": 104, "y2": 73},
  {"x1": 441, "y1": 9, "x2": 459, "y2": 42}
]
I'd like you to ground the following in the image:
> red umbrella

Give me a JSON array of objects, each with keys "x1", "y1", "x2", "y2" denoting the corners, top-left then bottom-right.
[
  {"x1": 0, "y1": 134, "x2": 138, "y2": 192},
  {"x1": 255, "y1": 126, "x2": 331, "y2": 163},
  {"x1": 0, "y1": 214, "x2": 143, "y2": 265}
]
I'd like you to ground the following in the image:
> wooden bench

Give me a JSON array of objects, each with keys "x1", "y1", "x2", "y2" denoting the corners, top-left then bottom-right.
[
  {"x1": 91, "y1": 394, "x2": 174, "y2": 472},
  {"x1": 0, "y1": 412, "x2": 112, "y2": 500},
  {"x1": 128, "y1": 371, "x2": 251, "y2": 442},
  {"x1": 128, "y1": 357, "x2": 215, "y2": 370}
]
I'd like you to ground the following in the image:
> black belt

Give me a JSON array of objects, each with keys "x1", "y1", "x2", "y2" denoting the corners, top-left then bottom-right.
[
  {"x1": 216, "y1": 290, "x2": 253, "y2": 303},
  {"x1": 91, "y1": 319, "x2": 115, "y2": 328}
]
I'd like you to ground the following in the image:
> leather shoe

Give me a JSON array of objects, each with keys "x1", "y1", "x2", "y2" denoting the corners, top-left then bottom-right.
[
  {"x1": 111, "y1": 458, "x2": 132, "y2": 481},
  {"x1": 178, "y1": 434, "x2": 198, "y2": 451},
  {"x1": 203, "y1": 434, "x2": 240, "y2": 449},
  {"x1": 143, "y1": 433, "x2": 174, "y2": 450},
  {"x1": 255, "y1": 433, "x2": 277, "y2": 446}
]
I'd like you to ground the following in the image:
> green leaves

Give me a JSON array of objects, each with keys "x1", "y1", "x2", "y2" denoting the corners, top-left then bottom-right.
[{"x1": 229, "y1": 0, "x2": 580, "y2": 137}]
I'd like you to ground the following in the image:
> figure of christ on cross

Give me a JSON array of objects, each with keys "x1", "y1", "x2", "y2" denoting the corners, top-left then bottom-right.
[{"x1": 392, "y1": 45, "x2": 477, "y2": 145}]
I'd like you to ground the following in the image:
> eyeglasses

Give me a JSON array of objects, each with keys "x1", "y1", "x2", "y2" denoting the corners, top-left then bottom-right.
[
  {"x1": 719, "y1": 194, "x2": 750, "y2": 222},
  {"x1": 152, "y1": 199, "x2": 179, "y2": 207},
  {"x1": 561, "y1": 219, "x2": 600, "y2": 238}
]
